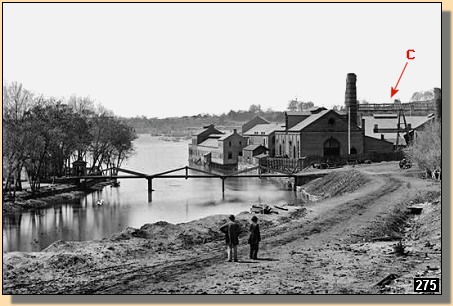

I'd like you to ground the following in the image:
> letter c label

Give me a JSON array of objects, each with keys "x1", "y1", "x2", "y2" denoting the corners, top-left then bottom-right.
[{"x1": 406, "y1": 49, "x2": 415, "y2": 60}]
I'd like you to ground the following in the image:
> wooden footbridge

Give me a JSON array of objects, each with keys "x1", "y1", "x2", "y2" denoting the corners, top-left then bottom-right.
[{"x1": 73, "y1": 165, "x2": 325, "y2": 201}]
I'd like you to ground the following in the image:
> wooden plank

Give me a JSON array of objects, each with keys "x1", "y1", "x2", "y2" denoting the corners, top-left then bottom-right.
[
  {"x1": 116, "y1": 167, "x2": 148, "y2": 177},
  {"x1": 72, "y1": 175, "x2": 148, "y2": 179}
]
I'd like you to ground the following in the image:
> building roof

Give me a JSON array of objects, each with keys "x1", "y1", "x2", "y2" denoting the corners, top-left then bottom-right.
[
  {"x1": 197, "y1": 138, "x2": 219, "y2": 148},
  {"x1": 192, "y1": 125, "x2": 224, "y2": 137},
  {"x1": 251, "y1": 115, "x2": 270, "y2": 124},
  {"x1": 218, "y1": 131, "x2": 244, "y2": 141},
  {"x1": 243, "y1": 144, "x2": 269, "y2": 151},
  {"x1": 287, "y1": 110, "x2": 331, "y2": 132},
  {"x1": 243, "y1": 123, "x2": 283, "y2": 135},
  {"x1": 218, "y1": 133, "x2": 233, "y2": 141},
  {"x1": 242, "y1": 115, "x2": 271, "y2": 134},
  {"x1": 362, "y1": 114, "x2": 434, "y2": 145}
]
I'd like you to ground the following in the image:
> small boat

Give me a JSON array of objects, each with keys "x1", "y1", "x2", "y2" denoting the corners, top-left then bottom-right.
[{"x1": 250, "y1": 204, "x2": 273, "y2": 214}]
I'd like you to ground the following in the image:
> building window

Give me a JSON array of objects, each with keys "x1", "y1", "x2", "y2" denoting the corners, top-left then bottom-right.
[
  {"x1": 228, "y1": 152, "x2": 233, "y2": 159},
  {"x1": 350, "y1": 147, "x2": 357, "y2": 154},
  {"x1": 328, "y1": 118, "x2": 335, "y2": 125},
  {"x1": 228, "y1": 141, "x2": 231, "y2": 147},
  {"x1": 239, "y1": 151, "x2": 243, "y2": 156},
  {"x1": 263, "y1": 138, "x2": 266, "y2": 146},
  {"x1": 239, "y1": 141, "x2": 242, "y2": 146}
]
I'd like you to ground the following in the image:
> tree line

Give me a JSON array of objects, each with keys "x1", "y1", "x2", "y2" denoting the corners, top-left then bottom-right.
[
  {"x1": 122, "y1": 105, "x2": 286, "y2": 136},
  {"x1": 3, "y1": 82, "x2": 137, "y2": 196},
  {"x1": 122, "y1": 101, "x2": 316, "y2": 136}
]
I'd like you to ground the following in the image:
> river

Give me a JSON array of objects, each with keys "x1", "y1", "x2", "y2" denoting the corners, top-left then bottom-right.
[{"x1": 3, "y1": 135, "x2": 302, "y2": 252}]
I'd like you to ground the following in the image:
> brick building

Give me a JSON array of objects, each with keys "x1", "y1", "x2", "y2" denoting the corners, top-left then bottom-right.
[
  {"x1": 242, "y1": 122, "x2": 283, "y2": 157},
  {"x1": 274, "y1": 73, "x2": 394, "y2": 160},
  {"x1": 241, "y1": 144, "x2": 269, "y2": 164},
  {"x1": 189, "y1": 125, "x2": 246, "y2": 168}
]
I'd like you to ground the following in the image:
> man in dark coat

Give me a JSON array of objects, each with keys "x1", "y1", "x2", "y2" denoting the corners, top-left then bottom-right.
[
  {"x1": 248, "y1": 215, "x2": 261, "y2": 259},
  {"x1": 220, "y1": 215, "x2": 241, "y2": 262}
]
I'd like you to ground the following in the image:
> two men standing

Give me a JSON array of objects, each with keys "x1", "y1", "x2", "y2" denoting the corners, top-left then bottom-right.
[{"x1": 220, "y1": 214, "x2": 261, "y2": 262}]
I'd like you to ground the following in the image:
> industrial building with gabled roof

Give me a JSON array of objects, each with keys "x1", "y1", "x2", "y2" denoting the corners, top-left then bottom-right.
[
  {"x1": 189, "y1": 125, "x2": 246, "y2": 169},
  {"x1": 242, "y1": 122, "x2": 284, "y2": 157},
  {"x1": 362, "y1": 113, "x2": 435, "y2": 146}
]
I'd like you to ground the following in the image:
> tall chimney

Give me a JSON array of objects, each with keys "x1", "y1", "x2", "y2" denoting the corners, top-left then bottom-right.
[
  {"x1": 433, "y1": 87, "x2": 441, "y2": 121},
  {"x1": 345, "y1": 73, "x2": 358, "y2": 126}
]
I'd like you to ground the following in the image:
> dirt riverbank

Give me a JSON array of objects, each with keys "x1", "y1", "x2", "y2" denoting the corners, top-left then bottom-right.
[{"x1": 2, "y1": 162, "x2": 442, "y2": 294}]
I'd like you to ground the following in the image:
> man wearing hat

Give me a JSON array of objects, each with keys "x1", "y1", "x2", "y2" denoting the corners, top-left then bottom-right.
[
  {"x1": 220, "y1": 215, "x2": 242, "y2": 262},
  {"x1": 248, "y1": 216, "x2": 261, "y2": 260}
]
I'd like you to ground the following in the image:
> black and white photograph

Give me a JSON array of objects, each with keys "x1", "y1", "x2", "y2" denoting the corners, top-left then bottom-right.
[{"x1": 2, "y1": 2, "x2": 443, "y2": 296}]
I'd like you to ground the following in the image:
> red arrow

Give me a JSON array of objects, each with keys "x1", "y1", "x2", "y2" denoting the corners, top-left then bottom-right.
[{"x1": 391, "y1": 62, "x2": 409, "y2": 98}]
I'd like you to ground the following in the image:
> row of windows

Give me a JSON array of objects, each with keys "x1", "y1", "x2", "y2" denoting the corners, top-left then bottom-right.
[
  {"x1": 275, "y1": 137, "x2": 358, "y2": 156},
  {"x1": 227, "y1": 141, "x2": 242, "y2": 147},
  {"x1": 189, "y1": 148, "x2": 242, "y2": 160}
]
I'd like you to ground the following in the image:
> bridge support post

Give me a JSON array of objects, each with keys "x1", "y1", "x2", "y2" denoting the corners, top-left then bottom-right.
[
  {"x1": 185, "y1": 166, "x2": 188, "y2": 179},
  {"x1": 147, "y1": 178, "x2": 153, "y2": 202},
  {"x1": 221, "y1": 177, "x2": 225, "y2": 198},
  {"x1": 293, "y1": 177, "x2": 297, "y2": 192}
]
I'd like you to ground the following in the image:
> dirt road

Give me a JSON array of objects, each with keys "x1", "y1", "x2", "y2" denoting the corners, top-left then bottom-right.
[{"x1": 3, "y1": 162, "x2": 442, "y2": 294}]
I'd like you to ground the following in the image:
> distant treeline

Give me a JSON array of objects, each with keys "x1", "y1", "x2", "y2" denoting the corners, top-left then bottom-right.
[
  {"x1": 122, "y1": 109, "x2": 286, "y2": 136},
  {"x1": 3, "y1": 82, "x2": 137, "y2": 196},
  {"x1": 121, "y1": 100, "x2": 353, "y2": 135}
]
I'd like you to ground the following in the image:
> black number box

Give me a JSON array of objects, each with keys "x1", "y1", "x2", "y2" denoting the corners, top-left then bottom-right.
[{"x1": 414, "y1": 278, "x2": 440, "y2": 293}]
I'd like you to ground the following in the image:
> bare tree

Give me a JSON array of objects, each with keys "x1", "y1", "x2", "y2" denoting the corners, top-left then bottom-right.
[{"x1": 3, "y1": 82, "x2": 34, "y2": 197}]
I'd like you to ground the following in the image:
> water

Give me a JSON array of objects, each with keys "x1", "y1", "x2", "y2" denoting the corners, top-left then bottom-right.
[{"x1": 3, "y1": 135, "x2": 301, "y2": 252}]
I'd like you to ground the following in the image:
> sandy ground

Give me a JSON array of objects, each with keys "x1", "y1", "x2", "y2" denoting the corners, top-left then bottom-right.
[{"x1": 2, "y1": 162, "x2": 442, "y2": 294}]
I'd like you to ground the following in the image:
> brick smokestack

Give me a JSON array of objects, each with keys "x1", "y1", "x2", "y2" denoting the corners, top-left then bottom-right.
[
  {"x1": 345, "y1": 73, "x2": 358, "y2": 126},
  {"x1": 433, "y1": 87, "x2": 441, "y2": 122}
]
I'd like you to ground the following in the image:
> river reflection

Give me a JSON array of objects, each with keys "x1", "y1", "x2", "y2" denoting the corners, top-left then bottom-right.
[{"x1": 3, "y1": 135, "x2": 302, "y2": 252}]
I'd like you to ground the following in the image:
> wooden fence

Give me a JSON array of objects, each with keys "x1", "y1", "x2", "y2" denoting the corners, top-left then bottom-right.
[{"x1": 259, "y1": 157, "x2": 307, "y2": 173}]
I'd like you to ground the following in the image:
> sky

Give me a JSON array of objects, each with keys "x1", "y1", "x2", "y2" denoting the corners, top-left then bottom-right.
[{"x1": 4, "y1": 3, "x2": 441, "y2": 119}]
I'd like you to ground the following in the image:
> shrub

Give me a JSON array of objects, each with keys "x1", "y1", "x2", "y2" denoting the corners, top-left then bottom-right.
[{"x1": 404, "y1": 120, "x2": 441, "y2": 171}]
